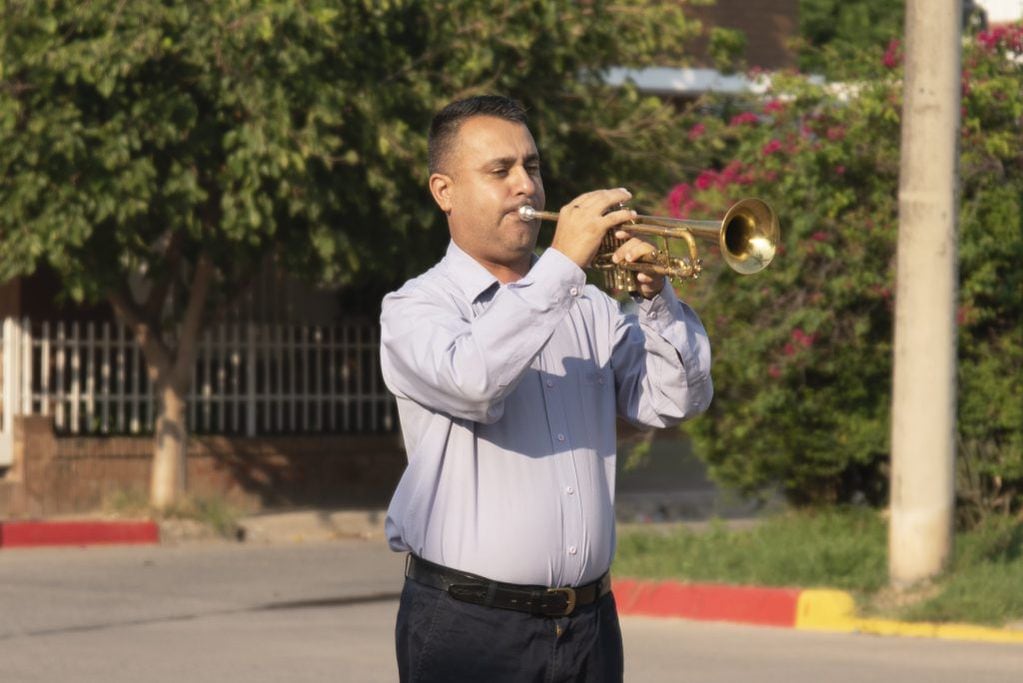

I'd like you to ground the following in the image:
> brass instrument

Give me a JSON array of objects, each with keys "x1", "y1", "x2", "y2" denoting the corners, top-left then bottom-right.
[{"x1": 518, "y1": 198, "x2": 779, "y2": 291}]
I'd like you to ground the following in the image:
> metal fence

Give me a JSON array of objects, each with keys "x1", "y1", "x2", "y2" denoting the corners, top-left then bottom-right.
[{"x1": 0, "y1": 317, "x2": 396, "y2": 465}]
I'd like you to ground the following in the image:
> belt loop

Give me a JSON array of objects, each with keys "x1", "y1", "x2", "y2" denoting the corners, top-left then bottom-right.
[
  {"x1": 484, "y1": 582, "x2": 498, "y2": 608},
  {"x1": 404, "y1": 553, "x2": 413, "y2": 578}
]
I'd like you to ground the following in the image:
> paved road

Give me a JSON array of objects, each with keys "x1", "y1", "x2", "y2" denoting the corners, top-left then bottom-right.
[{"x1": 1, "y1": 540, "x2": 1021, "y2": 682}]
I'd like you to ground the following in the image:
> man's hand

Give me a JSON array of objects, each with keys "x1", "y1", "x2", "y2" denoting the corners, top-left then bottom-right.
[
  {"x1": 549, "y1": 188, "x2": 636, "y2": 270},
  {"x1": 611, "y1": 231, "x2": 666, "y2": 299}
]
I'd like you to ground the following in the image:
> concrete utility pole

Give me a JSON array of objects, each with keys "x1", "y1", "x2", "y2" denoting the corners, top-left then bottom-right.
[{"x1": 889, "y1": 0, "x2": 962, "y2": 586}]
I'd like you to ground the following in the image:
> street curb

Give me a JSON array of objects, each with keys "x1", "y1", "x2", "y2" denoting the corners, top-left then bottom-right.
[
  {"x1": 0, "y1": 520, "x2": 160, "y2": 548},
  {"x1": 613, "y1": 579, "x2": 1023, "y2": 645},
  {"x1": 612, "y1": 578, "x2": 801, "y2": 627}
]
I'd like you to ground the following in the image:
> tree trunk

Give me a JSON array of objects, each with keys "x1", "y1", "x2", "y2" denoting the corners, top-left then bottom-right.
[
  {"x1": 150, "y1": 380, "x2": 189, "y2": 509},
  {"x1": 109, "y1": 253, "x2": 215, "y2": 511}
]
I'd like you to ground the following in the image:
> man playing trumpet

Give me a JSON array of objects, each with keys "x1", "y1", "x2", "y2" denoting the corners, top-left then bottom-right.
[{"x1": 380, "y1": 94, "x2": 713, "y2": 682}]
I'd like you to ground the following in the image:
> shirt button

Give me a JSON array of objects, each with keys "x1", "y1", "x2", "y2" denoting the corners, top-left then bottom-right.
[
  {"x1": 546, "y1": 379, "x2": 554, "y2": 388},
  {"x1": 557, "y1": 433, "x2": 565, "y2": 442},
  {"x1": 568, "y1": 546, "x2": 577, "y2": 555},
  {"x1": 597, "y1": 376, "x2": 605, "y2": 385},
  {"x1": 565, "y1": 486, "x2": 575, "y2": 495},
  {"x1": 569, "y1": 286, "x2": 579, "y2": 296}
]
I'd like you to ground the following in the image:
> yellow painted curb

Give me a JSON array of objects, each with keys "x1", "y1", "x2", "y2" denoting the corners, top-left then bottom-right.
[
  {"x1": 851, "y1": 617, "x2": 1023, "y2": 644},
  {"x1": 795, "y1": 589, "x2": 1023, "y2": 644},
  {"x1": 796, "y1": 589, "x2": 858, "y2": 632}
]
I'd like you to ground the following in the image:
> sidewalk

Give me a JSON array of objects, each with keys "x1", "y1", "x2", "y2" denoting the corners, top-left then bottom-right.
[{"x1": 3, "y1": 507, "x2": 1022, "y2": 646}]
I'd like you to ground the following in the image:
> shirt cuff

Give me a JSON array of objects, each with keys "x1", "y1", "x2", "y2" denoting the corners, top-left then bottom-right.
[
  {"x1": 633, "y1": 284, "x2": 679, "y2": 333},
  {"x1": 634, "y1": 285, "x2": 711, "y2": 375}
]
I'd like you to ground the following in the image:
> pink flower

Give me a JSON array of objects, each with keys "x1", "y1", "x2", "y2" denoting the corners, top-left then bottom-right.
[
  {"x1": 695, "y1": 170, "x2": 717, "y2": 190},
  {"x1": 825, "y1": 126, "x2": 845, "y2": 141},
  {"x1": 719, "y1": 160, "x2": 752, "y2": 187},
  {"x1": 768, "y1": 365, "x2": 782, "y2": 379},
  {"x1": 961, "y1": 69, "x2": 972, "y2": 97},
  {"x1": 729, "y1": 112, "x2": 759, "y2": 127},
  {"x1": 834, "y1": 165, "x2": 846, "y2": 175},
  {"x1": 810, "y1": 231, "x2": 829, "y2": 242},
  {"x1": 978, "y1": 25, "x2": 1023, "y2": 52},
  {"x1": 763, "y1": 99, "x2": 785, "y2": 114},
  {"x1": 667, "y1": 183, "x2": 691, "y2": 217},
  {"x1": 688, "y1": 122, "x2": 706, "y2": 140},
  {"x1": 762, "y1": 139, "x2": 783, "y2": 155},
  {"x1": 791, "y1": 328, "x2": 817, "y2": 349},
  {"x1": 680, "y1": 199, "x2": 701, "y2": 217},
  {"x1": 956, "y1": 305, "x2": 974, "y2": 326},
  {"x1": 883, "y1": 38, "x2": 901, "y2": 68}
]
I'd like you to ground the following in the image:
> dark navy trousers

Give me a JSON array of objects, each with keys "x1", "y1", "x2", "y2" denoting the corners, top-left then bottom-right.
[{"x1": 395, "y1": 576, "x2": 625, "y2": 682}]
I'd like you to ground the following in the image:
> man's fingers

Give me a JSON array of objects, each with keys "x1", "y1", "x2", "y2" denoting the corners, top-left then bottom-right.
[
  {"x1": 563, "y1": 187, "x2": 632, "y2": 215},
  {"x1": 612, "y1": 237, "x2": 657, "y2": 263}
]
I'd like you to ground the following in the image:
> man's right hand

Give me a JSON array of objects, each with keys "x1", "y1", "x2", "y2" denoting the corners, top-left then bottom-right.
[{"x1": 549, "y1": 188, "x2": 637, "y2": 270}]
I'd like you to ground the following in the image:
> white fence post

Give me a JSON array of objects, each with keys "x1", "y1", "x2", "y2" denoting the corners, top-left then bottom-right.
[
  {"x1": 246, "y1": 322, "x2": 258, "y2": 436},
  {"x1": 1, "y1": 317, "x2": 24, "y2": 467}
]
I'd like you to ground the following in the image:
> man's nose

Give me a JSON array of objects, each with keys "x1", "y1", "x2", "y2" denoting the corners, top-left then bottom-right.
[{"x1": 511, "y1": 166, "x2": 537, "y2": 195}]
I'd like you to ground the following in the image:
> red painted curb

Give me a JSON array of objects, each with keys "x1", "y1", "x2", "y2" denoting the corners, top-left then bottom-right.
[
  {"x1": 613, "y1": 578, "x2": 801, "y2": 627},
  {"x1": 0, "y1": 520, "x2": 160, "y2": 548}
]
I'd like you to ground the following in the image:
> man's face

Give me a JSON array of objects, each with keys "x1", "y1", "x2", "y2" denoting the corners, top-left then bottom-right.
[{"x1": 429, "y1": 115, "x2": 546, "y2": 279}]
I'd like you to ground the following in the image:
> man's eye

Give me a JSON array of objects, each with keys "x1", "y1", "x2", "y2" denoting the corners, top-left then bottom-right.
[
  {"x1": 526, "y1": 165, "x2": 541, "y2": 175},
  {"x1": 492, "y1": 169, "x2": 509, "y2": 177}
]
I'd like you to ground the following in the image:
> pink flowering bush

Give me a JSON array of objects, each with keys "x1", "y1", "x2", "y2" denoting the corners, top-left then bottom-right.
[{"x1": 668, "y1": 29, "x2": 1023, "y2": 516}]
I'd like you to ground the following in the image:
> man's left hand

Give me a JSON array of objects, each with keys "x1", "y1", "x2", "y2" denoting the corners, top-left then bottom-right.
[{"x1": 611, "y1": 231, "x2": 665, "y2": 299}]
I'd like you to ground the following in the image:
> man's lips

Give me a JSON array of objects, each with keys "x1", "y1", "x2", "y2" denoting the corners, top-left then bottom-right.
[{"x1": 510, "y1": 203, "x2": 540, "y2": 220}]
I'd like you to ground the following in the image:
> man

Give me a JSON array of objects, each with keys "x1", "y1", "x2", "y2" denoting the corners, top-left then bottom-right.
[{"x1": 380, "y1": 95, "x2": 713, "y2": 682}]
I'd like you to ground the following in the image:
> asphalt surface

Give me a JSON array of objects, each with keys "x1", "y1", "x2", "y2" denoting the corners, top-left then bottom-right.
[{"x1": 1, "y1": 539, "x2": 1021, "y2": 682}]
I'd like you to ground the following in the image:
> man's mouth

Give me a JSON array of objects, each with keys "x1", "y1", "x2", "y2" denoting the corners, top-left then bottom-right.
[{"x1": 513, "y1": 203, "x2": 539, "y2": 221}]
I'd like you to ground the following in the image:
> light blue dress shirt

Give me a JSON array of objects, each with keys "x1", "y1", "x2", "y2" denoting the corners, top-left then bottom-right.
[{"x1": 380, "y1": 241, "x2": 713, "y2": 587}]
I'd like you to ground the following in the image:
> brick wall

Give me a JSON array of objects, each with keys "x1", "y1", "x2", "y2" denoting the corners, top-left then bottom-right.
[{"x1": 1, "y1": 416, "x2": 406, "y2": 517}]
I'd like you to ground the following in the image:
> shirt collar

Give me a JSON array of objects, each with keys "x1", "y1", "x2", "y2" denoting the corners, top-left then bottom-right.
[
  {"x1": 442, "y1": 241, "x2": 543, "y2": 303},
  {"x1": 443, "y1": 241, "x2": 501, "y2": 303}
]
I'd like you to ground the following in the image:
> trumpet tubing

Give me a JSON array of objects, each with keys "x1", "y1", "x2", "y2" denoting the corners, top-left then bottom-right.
[{"x1": 519, "y1": 198, "x2": 780, "y2": 291}]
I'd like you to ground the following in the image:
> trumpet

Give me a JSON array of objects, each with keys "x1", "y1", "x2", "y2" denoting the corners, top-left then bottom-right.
[{"x1": 519, "y1": 198, "x2": 779, "y2": 291}]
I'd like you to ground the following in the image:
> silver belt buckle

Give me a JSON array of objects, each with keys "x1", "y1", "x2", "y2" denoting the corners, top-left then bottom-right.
[{"x1": 545, "y1": 587, "x2": 577, "y2": 616}]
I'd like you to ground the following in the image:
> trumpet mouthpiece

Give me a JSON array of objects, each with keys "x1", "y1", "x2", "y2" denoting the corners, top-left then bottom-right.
[{"x1": 518, "y1": 205, "x2": 538, "y2": 221}]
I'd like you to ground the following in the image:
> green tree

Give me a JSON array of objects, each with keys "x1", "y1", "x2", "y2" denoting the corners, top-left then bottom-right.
[
  {"x1": 796, "y1": 0, "x2": 904, "y2": 76},
  {"x1": 795, "y1": 0, "x2": 991, "y2": 78},
  {"x1": 0, "y1": 0, "x2": 702, "y2": 506},
  {"x1": 667, "y1": 25, "x2": 1023, "y2": 516}
]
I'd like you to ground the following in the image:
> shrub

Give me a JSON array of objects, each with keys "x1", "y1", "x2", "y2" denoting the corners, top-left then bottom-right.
[{"x1": 667, "y1": 27, "x2": 1023, "y2": 516}]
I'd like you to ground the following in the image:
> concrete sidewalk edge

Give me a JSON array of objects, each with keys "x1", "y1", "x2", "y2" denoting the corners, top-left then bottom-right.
[{"x1": 614, "y1": 579, "x2": 1023, "y2": 645}]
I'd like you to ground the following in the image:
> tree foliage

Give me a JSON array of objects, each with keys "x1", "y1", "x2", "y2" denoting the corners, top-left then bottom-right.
[
  {"x1": 794, "y1": 0, "x2": 992, "y2": 79},
  {"x1": 1, "y1": 0, "x2": 706, "y2": 298},
  {"x1": 795, "y1": 0, "x2": 904, "y2": 76},
  {"x1": 0, "y1": 0, "x2": 704, "y2": 503},
  {"x1": 666, "y1": 25, "x2": 1023, "y2": 517}
]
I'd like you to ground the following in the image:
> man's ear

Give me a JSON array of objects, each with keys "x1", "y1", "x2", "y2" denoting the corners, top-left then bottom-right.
[{"x1": 429, "y1": 172, "x2": 454, "y2": 214}]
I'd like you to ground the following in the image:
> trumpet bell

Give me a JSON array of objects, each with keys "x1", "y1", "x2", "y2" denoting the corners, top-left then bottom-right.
[{"x1": 720, "y1": 198, "x2": 779, "y2": 275}]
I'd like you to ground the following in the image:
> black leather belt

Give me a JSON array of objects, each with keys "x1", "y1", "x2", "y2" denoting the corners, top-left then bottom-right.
[{"x1": 405, "y1": 554, "x2": 611, "y2": 617}]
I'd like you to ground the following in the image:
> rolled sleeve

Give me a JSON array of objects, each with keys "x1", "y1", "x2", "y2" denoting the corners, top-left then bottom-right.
[{"x1": 613, "y1": 285, "x2": 714, "y2": 427}]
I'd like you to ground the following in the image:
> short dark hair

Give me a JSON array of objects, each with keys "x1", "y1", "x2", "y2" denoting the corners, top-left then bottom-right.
[{"x1": 428, "y1": 95, "x2": 529, "y2": 174}]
